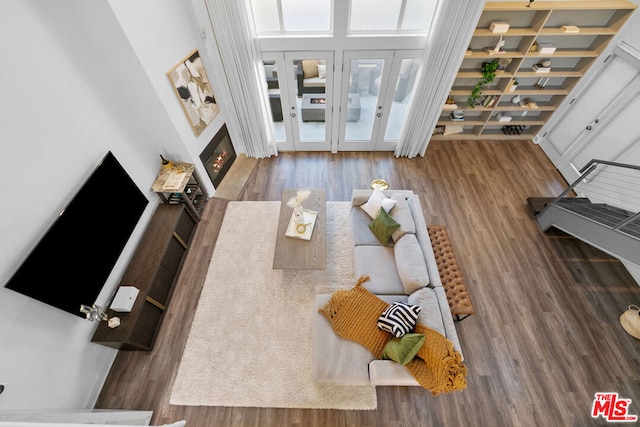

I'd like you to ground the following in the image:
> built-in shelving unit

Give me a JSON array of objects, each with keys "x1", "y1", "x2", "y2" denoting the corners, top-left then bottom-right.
[
  {"x1": 91, "y1": 204, "x2": 196, "y2": 351},
  {"x1": 434, "y1": 1, "x2": 636, "y2": 141}
]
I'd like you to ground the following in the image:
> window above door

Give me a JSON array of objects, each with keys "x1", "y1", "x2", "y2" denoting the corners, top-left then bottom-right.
[{"x1": 249, "y1": 0, "x2": 438, "y2": 36}]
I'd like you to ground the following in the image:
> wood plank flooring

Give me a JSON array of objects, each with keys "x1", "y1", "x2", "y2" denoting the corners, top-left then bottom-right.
[{"x1": 95, "y1": 140, "x2": 640, "y2": 426}]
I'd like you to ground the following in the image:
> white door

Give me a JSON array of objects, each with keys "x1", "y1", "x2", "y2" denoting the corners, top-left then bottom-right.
[
  {"x1": 261, "y1": 52, "x2": 334, "y2": 151},
  {"x1": 338, "y1": 50, "x2": 422, "y2": 151},
  {"x1": 540, "y1": 47, "x2": 640, "y2": 179}
]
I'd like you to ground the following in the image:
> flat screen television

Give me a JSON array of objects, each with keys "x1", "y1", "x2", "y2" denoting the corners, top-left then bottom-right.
[{"x1": 5, "y1": 151, "x2": 148, "y2": 318}]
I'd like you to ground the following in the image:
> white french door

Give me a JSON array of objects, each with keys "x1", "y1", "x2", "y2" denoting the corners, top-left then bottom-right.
[
  {"x1": 338, "y1": 50, "x2": 422, "y2": 151},
  {"x1": 261, "y1": 52, "x2": 334, "y2": 151}
]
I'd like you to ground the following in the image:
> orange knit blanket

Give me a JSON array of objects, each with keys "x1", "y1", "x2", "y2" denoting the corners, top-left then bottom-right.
[{"x1": 318, "y1": 276, "x2": 467, "y2": 395}]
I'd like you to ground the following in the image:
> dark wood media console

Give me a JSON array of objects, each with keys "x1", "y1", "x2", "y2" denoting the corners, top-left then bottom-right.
[{"x1": 92, "y1": 204, "x2": 196, "y2": 350}]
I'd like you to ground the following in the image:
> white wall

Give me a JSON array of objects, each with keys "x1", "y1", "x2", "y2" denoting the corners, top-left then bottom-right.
[
  {"x1": 108, "y1": 0, "x2": 232, "y2": 197},
  {"x1": 0, "y1": 0, "x2": 204, "y2": 410}
]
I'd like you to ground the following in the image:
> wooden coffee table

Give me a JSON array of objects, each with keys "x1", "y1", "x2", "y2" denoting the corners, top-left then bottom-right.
[{"x1": 273, "y1": 189, "x2": 326, "y2": 270}]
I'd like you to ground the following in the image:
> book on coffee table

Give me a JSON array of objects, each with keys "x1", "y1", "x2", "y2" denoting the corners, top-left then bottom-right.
[{"x1": 285, "y1": 209, "x2": 318, "y2": 240}]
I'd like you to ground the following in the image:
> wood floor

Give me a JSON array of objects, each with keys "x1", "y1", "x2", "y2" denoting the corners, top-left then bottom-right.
[{"x1": 95, "y1": 140, "x2": 640, "y2": 426}]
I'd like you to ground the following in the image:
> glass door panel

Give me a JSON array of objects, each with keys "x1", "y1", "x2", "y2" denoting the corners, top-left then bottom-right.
[
  {"x1": 384, "y1": 57, "x2": 421, "y2": 141},
  {"x1": 284, "y1": 52, "x2": 333, "y2": 151},
  {"x1": 339, "y1": 51, "x2": 421, "y2": 151},
  {"x1": 344, "y1": 58, "x2": 385, "y2": 141}
]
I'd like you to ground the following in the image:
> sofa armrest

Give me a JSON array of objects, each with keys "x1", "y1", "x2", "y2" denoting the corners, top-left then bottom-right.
[{"x1": 351, "y1": 189, "x2": 415, "y2": 207}]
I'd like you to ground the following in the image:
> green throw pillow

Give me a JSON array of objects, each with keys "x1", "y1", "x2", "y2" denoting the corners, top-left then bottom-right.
[
  {"x1": 381, "y1": 333, "x2": 426, "y2": 365},
  {"x1": 368, "y1": 208, "x2": 401, "y2": 244}
]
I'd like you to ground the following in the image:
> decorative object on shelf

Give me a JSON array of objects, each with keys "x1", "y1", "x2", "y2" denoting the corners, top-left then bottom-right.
[
  {"x1": 529, "y1": 40, "x2": 538, "y2": 53},
  {"x1": 496, "y1": 112, "x2": 512, "y2": 122},
  {"x1": 620, "y1": 304, "x2": 640, "y2": 339},
  {"x1": 80, "y1": 304, "x2": 108, "y2": 322},
  {"x1": 370, "y1": 179, "x2": 389, "y2": 190},
  {"x1": 537, "y1": 43, "x2": 556, "y2": 54},
  {"x1": 287, "y1": 189, "x2": 312, "y2": 226},
  {"x1": 519, "y1": 97, "x2": 538, "y2": 108},
  {"x1": 443, "y1": 95, "x2": 458, "y2": 110},
  {"x1": 109, "y1": 286, "x2": 140, "y2": 312},
  {"x1": 526, "y1": 0, "x2": 534, "y2": 7},
  {"x1": 484, "y1": 35, "x2": 506, "y2": 55},
  {"x1": 532, "y1": 59, "x2": 551, "y2": 73},
  {"x1": 451, "y1": 110, "x2": 465, "y2": 122},
  {"x1": 511, "y1": 94, "x2": 521, "y2": 104},
  {"x1": 432, "y1": 125, "x2": 445, "y2": 136},
  {"x1": 443, "y1": 125, "x2": 464, "y2": 136},
  {"x1": 467, "y1": 60, "x2": 499, "y2": 108},
  {"x1": 497, "y1": 57, "x2": 512, "y2": 71},
  {"x1": 160, "y1": 154, "x2": 173, "y2": 170},
  {"x1": 167, "y1": 49, "x2": 219, "y2": 136},
  {"x1": 507, "y1": 80, "x2": 519, "y2": 92},
  {"x1": 489, "y1": 21, "x2": 510, "y2": 33},
  {"x1": 502, "y1": 124, "x2": 526, "y2": 135},
  {"x1": 534, "y1": 77, "x2": 549, "y2": 89},
  {"x1": 561, "y1": 25, "x2": 580, "y2": 33},
  {"x1": 108, "y1": 317, "x2": 121, "y2": 329}
]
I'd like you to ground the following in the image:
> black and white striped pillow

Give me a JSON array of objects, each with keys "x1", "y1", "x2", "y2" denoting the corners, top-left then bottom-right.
[{"x1": 377, "y1": 302, "x2": 422, "y2": 338}]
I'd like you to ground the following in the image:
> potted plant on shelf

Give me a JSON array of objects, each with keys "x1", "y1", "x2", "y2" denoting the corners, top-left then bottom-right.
[{"x1": 467, "y1": 60, "x2": 499, "y2": 108}]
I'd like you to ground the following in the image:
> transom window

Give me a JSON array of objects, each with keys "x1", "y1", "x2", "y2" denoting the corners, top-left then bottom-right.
[{"x1": 249, "y1": 0, "x2": 437, "y2": 35}]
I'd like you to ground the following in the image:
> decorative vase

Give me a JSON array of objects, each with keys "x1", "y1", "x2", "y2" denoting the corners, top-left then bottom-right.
[
  {"x1": 511, "y1": 94, "x2": 521, "y2": 104},
  {"x1": 293, "y1": 205, "x2": 304, "y2": 226}
]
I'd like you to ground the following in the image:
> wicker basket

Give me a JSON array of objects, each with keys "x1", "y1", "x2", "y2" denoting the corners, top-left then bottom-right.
[{"x1": 620, "y1": 305, "x2": 640, "y2": 340}]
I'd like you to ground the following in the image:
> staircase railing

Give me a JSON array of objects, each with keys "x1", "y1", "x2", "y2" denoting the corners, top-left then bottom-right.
[{"x1": 538, "y1": 159, "x2": 640, "y2": 240}]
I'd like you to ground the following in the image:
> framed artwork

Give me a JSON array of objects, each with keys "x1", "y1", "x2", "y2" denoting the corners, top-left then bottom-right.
[{"x1": 168, "y1": 49, "x2": 219, "y2": 136}]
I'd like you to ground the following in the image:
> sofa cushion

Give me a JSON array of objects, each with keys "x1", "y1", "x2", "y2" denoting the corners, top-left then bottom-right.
[
  {"x1": 390, "y1": 193, "x2": 416, "y2": 242},
  {"x1": 394, "y1": 234, "x2": 431, "y2": 294},
  {"x1": 353, "y1": 246, "x2": 406, "y2": 295},
  {"x1": 381, "y1": 333, "x2": 426, "y2": 365},
  {"x1": 407, "y1": 287, "x2": 446, "y2": 337},
  {"x1": 368, "y1": 208, "x2": 400, "y2": 245},
  {"x1": 361, "y1": 187, "x2": 396, "y2": 219},
  {"x1": 302, "y1": 59, "x2": 320, "y2": 78},
  {"x1": 352, "y1": 207, "x2": 391, "y2": 246},
  {"x1": 377, "y1": 301, "x2": 422, "y2": 338}
]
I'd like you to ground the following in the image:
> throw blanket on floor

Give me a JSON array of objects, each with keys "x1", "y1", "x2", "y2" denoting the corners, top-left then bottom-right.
[{"x1": 318, "y1": 276, "x2": 467, "y2": 395}]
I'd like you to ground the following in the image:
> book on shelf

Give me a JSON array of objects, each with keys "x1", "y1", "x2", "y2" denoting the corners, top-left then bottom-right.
[{"x1": 482, "y1": 95, "x2": 498, "y2": 108}]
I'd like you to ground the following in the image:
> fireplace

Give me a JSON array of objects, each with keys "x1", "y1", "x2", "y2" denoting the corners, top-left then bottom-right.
[{"x1": 199, "y1": 124, "x2": 236, "y2": 188}]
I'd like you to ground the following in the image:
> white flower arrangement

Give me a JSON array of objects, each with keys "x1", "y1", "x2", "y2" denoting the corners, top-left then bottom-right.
[{"x1": 286, "y1": 189, "x2": 311, "y2": 208}]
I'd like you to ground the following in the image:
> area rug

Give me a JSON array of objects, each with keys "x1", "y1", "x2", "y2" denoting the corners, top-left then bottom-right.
[{"x1": 170, "y1": 201, "x2": 377, "y2": 409}]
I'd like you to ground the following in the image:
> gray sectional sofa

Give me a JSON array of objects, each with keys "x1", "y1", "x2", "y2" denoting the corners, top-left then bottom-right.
[{"x1": 313, "y1": 189, "x2": 462, "y2": 386}]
